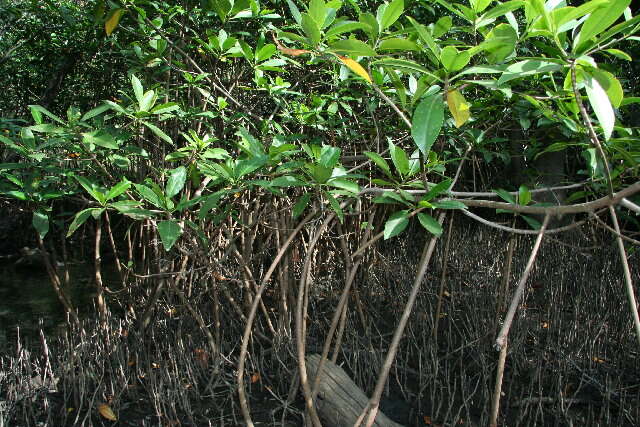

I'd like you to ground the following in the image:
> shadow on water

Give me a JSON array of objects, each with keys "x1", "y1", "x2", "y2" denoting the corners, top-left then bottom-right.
[{"x1": 0, "y1": 262, "x2": 116, "y2": 351}]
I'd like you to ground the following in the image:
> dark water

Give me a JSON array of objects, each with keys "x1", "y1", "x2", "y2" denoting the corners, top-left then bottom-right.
[{"x1": 0, "y1": 263, "x2": 111, "y2": 350}]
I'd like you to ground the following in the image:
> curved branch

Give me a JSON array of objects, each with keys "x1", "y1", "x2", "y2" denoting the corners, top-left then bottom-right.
[
  {"x1": 621, "y1": 198, "x2": 640, "y2": 215},
  {"x1": 450, "y1": 181, "x2": 640, "y2": 215},
  {"x1": 460, "y1": 209, "x2": 590, "y2": 235}
]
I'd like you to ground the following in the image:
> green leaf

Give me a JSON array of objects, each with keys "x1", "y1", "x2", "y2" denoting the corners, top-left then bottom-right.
[
  {"x1": 82, "y1": 129, "x2": 119, "y2": 149},
  {"x1": 325, "y1": 192, "x2": 344, "y2": 223},
  {"x1": 375, "y1": 190, "x2": 413, "y2": 206},
  {"x1": 157, "y1": 220, "x2": 183, "y2": 251},
  {"x1": 307, "y1": 163, "x2": 333, "y2": 184},
  {"x1": 309, "y1": 0, "x2": 327, "y2": 27},
  {"x1": 440, "y1": 46, "x2": 470, "y2": 72},
  {"x1": 497, "y1": 60, "x2": 563, "y2": 85},
  {"x1": 433, "y1": 16, "x2": 452, "y2": 38},
  {"x1": 286, "y1": 0, "x2": 302, "y2": 25},
  {"x1": 592, "y1": 15, "x2": 640, "y2": 48},
  {"x1": 235, "y1": 156, "x2": 268, "y2": 179},
  {"x1": 202, "y1": 148, "x2": 229, "y2": 159},
  {"x1": 518, "y1": 185, "x2": 531, "y2": 205},
  {"x1": 198, "y1": 191, "x2": 227, "y2": 219},
  {"x1": 131, "y1": 74, "x2": 144, "y2": 106},
  {"x1": 329, "y1": 39, "x2": 377, "y2": 57},
  {"x1": 590, "y1": 68, "x2": 623, "y2": 108},
  {"x1": 76, "y1": 175, "x2": 107, "y2": 205},
  {"x1": 67, "y1": 208, "x2": 101, "y2": 237},
  {"x1": 33, "y1": 210, "x2": 49, "y2": 239},
  {"x1": 364, "y1": 151, "x2": 393, "y2": 178},
  {"x1": 105, "y1": 178, "x2": 131, "y2": 201},
  {"x1": 141, "y1": 121, "x2": 173, "y2": 145},
  {"x1": 411, "y1": 93, "x2": 444, "y2": 156},
  {"x1": 139, "y1": 90, "x2": 156, "y2": 112},
  {"x1": 325, "y1": 21, "x2": 366, "y2": 38},
  {"x1": 379, "y1": 0, "x2": 404, "y2": 30},
  {"x1": 423, "y1": 179, "x2": 452, "y2": 202},
  {"x1": 389, "y1": 141, "x2": 410, "y2": 177},
  {"x1": 384, "y1": 210, "x2": 409, "y2": 239},
  {"x1": 319, "y1": 145, "x2": 341, "y2": 168},
  {"x1": 327, "y1": 178, "x2": 359, "y2": 193},
  {"x1": 301, "y1": 13, "x2": 321, "y2": 46},
  {"x1": 477, "y1": 1, "x2": 525, "y2": 28},
  {"x1": 372, "y1": 58, "x2": 436, "y2": 77},
  {"x1": 432, "y1": 200, "x2": 467, "y2": 210},
  {"x1": 293, "y1": 193, "x2": 312, "y2": 218},
  {"x1": 494, "y1": 188, "x2": 516, "y2": 204},
  {"x1": 81, "y1": 103, "x2": 111, "y2": 121},
  {"x1": 604, "y1": 48, "x2": 632, "y2": 61},
  {"x1": 256, "y1": 44, "x2": 276, "y2": 62},
  {"x1": 406, "y1": 16, "x2": 440, "y2": 57},
  {"x1": 584, "y1": 73, "x2": 614, "y2": 140},
  {"x1": 483, "y1": 24, "x2": 517, "y2": 63},
  {"x1": 166, "y1": 166, "x2": 187, "y2": 199},
  {"x1": 134, "y1": 183, "x2": 165, "y2": 209},
  {"x1": 377, "y1": 38, "x2": 419, "y2": 51},
  {"x1": 417, "y1": 212, "x2": 442, "y2": 236},
  {"x1": 359, "y1": 12, "x2": 380, "y2": 38},
  {"x1": 574, "y1": 0, "x2": 631, "y2": 52},
  {"x1": 151, "y1": 102, "x2": 180, "y2": 115},
  {"x1": 28, "y1": 105, "x2": 65, "y2": 125}
]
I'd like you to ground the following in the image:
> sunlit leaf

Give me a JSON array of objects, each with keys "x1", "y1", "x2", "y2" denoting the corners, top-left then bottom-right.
[
  {"x1": 336, "y1": 56, "x2": 371, "y2": 83},
  {"x1": 518, "y1": 185, "x2": 531, "y2": 205},
  {"x1": 412, "y1": 93, "x2": 444, "y2": 156},
  {"x1": 98, "y1": 403, "x2": 117, "y2": 421},
  {"x1": 165, "y1": 166, "x2": 187, "y2": 199},
  {"x1": 329, "y1": 39, "x2": 377, "y2": 56},
  {"x1": 584, "y1": 73, "x2": 615, "y2": 140},
  {"x1": 379, "y1": 0, "x2": 404, "y2": 30},
  {"x1": 446, "y1": 89, "x2": 470, "y2": 128},
  {"x1": 384, "y1": 210, "x2": 409, "y2": 239},
  {"x1": 497, "y1": 60, "x2": 563, "y2": 85},
  {"x1": 574, "y1": 0, "x2": 631, "y2": 52},
  {"x1": 440, "y1": 46, "x2": 470, "y2": 72},
  {"x1": 301, "y1": 13, "x2": 321, "y2": 46},
  {"x1": 389, "y1": 141, "x2": 410, "y2": 177},
  {"x1": 105, "y1": 178, "x2": 131, "y2": 201},
  {"x1": 33, "y1": 211, "x2": 49, "y2": 239}
]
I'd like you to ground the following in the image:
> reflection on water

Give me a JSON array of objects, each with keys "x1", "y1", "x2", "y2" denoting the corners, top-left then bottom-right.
[{"x1": 0, "y1": 263, "x2": 113, "y2": 350}]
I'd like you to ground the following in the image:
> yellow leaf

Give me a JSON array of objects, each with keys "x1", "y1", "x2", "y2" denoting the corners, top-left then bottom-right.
[
  {"x1": 337, "y1": 56, "x2": 371, "y2": 84},
  {"x1": 105, "y1": 8, "x2": 125, "y2": 36},
  {"x1": 446, "y1": 89, "x2": 470, "y2": 128},
  {"x1": 98, "y1": 403, "x2": 117, "y2": 421}
]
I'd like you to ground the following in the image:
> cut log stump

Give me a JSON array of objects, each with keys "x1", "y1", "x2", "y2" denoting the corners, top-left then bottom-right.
[{"x1": 305, "y1": 354, "x2": 405, "y2": 427}]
